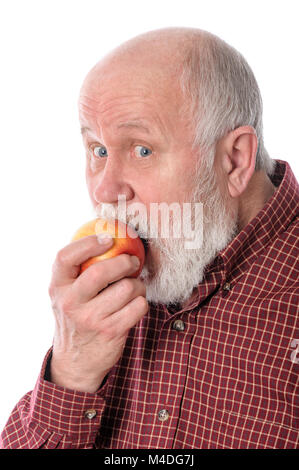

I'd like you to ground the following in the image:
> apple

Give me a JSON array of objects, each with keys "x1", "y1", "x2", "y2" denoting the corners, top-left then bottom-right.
[{"x1": 72, "y1": 218, "x2": 145, "y2": 278}]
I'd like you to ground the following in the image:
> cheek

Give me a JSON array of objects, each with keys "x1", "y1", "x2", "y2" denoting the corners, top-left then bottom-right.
[
  {"x1": 144, "y1": 169, "x2": 186, "y2": 204},
  {"x1": 154, "y1": 155, "x2": 195, "y2": 203},
  {"x1": 133, "y1": 180, "x2": 163, "y2": 205},
  {"x1": 134, "y1": 162, "x2": 177, "y2": 203},
  {"x1": 168, "y1": 160, "x2": 197, "y2": 201}
]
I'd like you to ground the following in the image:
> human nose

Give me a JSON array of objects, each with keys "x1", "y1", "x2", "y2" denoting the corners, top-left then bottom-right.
[{"x1": 92, "y1": 158, "x2": 134, "y2": 204}]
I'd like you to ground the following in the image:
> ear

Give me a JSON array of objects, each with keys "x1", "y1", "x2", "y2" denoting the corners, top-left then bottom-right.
[{"x1": 220, "y1": 126, "x2": 258, "y2": 198}]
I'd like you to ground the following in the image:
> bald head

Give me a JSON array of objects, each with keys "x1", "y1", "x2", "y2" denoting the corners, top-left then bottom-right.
[
  {"x1": 85, "y1": 27, "x2": 205, "y2": 83},
  {"x1": 79, "y1": 27, "x2": 210, "y2": 115},
  {"x1": 79, "y1": 28, "x2": 209, "y2": 166},
  {"x1": 78, "y1": 28, "x2": 204, "y2": 155}
]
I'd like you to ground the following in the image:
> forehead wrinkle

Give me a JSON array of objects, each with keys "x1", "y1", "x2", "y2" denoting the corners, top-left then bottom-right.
[
  {"x1": 79, "y1": 90, "x2": 173, "y2": 143},
  {"x1": 80, "y1": 87, "x2": 151, "y2": 111},
  {"x1": 100, "y1": 107, "x2": 169, "y2": 141}
]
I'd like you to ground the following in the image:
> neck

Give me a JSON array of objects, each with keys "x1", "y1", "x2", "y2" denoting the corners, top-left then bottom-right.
[{"x1": 237, "y1": 171, "x2": 276, "y2": 231}]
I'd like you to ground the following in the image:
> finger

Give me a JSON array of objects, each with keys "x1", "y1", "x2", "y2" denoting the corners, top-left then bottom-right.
[
  {"x1": 85, "y1": 277, "x2": 146, "y2": 318},
  {"x1": 71, "y1": 253, "x2": 141, "y2": 302},
  {"x1": 52, "y1": 234, "x2": 113, "y2": 286},
  {"x1": 101, "y1": 295, "x2": 149, "y2": 335}
]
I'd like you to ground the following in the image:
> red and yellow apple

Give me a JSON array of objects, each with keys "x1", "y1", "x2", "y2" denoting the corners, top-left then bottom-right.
[{"x1": 72, "y1": 218, "x2": 145, "y2": 278}]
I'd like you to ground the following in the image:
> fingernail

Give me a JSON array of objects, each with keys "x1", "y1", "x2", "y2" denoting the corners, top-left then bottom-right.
[
  {"x1": 131, "y1": 256, "x2": 140, "y2": 268},
  {"x1": 97, "y1": 233, "x2": 113, "y2": 244}
]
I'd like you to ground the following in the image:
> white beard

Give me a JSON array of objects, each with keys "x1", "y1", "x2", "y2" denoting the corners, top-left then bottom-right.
[{"x1": 96, "y1": 150, "x2": 238, "y2": 306}]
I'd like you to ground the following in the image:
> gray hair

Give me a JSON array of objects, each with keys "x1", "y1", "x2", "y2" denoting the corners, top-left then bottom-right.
[{"x1": 180, "y1": 31, "x2": 275, "y2": 175}]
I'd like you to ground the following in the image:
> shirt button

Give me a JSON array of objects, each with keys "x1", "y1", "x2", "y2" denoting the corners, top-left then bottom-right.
[
  {"x1": 84, "y1": 409, "x2": 97, "y2": 420},
  {"x1": 223, "y1": 282, "x2": 231, "y2": 291},
  {"x1": 158, "y1": 409, "x2": 170, "y2": 422},
  {"x1": 172, "y1": 319, "x2": 185, "y2": 331}
]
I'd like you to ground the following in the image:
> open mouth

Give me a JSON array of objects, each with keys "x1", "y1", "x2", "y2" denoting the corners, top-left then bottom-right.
[
  {"x1": 124, "y1": 218, "x2": 149, "y2": 253},
  {"x1": 140, "y1": 236, "x2": 149, "y2": 252},
  {"x1": 133, "y1": 223, "x2": 149, "y2": 253}
]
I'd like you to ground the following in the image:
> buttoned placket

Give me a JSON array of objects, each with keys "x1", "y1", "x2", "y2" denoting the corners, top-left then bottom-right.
[
  {"x1": 143, "y1": 309, "x2": 197, "y2": 447},
  {"x1": 135, "y1": 259, "x2": 228, "y2": 447}
]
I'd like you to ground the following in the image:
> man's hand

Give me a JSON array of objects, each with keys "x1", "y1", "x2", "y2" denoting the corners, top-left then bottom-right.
[{"x1": 48, "y1": 234, "x2": 148, "y2": 393}]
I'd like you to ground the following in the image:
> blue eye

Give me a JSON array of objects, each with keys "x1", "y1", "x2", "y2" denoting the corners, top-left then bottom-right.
[
  {"x1": 93, "y1": 146, "x2": 108, "y2": 158},
  {"x1": 134, "y1": 145, "x2": 152, "y2": 158}
]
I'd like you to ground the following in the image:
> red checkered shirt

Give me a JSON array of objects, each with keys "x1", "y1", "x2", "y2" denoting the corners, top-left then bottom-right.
[{"x1": 1, "y1": 159, "x2": 298, "y2": 449}]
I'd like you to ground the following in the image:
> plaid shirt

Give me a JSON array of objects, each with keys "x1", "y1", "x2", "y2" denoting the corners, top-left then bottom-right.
[{"x1": 1, "y1": 159, "x2": 298, "y2": 449}]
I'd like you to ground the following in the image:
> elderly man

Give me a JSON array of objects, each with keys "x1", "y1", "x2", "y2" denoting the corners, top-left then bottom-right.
[{"x1": 1, "y1": 27, "x2": 298, "y2": 449}]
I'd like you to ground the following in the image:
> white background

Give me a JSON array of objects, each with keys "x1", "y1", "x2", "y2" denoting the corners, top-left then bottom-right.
[{"x1": 0, "y1": 0, "x2": 298, "y2": 432}]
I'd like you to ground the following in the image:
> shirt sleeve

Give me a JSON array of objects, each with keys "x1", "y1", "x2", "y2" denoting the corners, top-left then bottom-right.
[{"x1": 0, "y1": 348, "x2": 108, "y2": 449}]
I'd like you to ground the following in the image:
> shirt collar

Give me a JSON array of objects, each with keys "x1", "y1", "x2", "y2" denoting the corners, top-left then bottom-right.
[
  {"x1": 218, "y1": 159, "x2": 299, "y2": 282},
  {"x1": 164, "y1": 159, "x2": 299, "y2": 315}
]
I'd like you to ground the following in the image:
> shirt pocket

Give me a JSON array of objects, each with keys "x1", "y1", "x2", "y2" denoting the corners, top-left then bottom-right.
[{"x1": 211, "y1": 409, "x2": 299, "y2": 449}]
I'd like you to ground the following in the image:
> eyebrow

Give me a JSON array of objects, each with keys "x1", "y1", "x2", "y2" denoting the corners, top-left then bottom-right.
[
  {"x1": 80, "y1": 126, "x2": 92, "y2": 136},
  {"x1": 117, "y1": 121, "x2": 150, "y2": 134}
]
